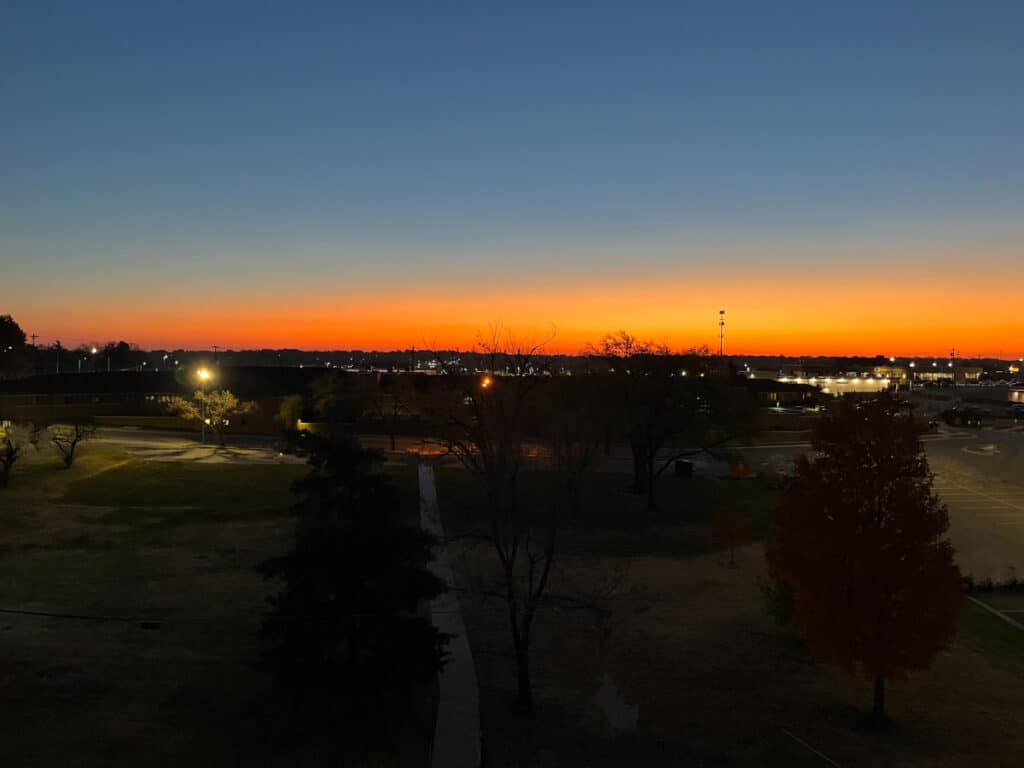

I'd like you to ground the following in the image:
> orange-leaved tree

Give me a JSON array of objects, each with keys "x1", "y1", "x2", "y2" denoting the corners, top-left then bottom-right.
[{"x1": 767, "y1": 394, "x2": 961, "y2": 723}]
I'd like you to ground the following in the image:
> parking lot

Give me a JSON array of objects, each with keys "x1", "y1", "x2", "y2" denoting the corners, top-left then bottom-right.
[
  {"x1": 925, "y1": 432, "x2": 1024, "y2": 627},
  {"x1": 931, "y1": 469, "x2": 1024, "y2": 575}
]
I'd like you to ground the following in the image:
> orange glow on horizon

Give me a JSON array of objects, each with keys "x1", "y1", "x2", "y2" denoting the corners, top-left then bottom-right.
[{"x1": 13, "y1": 266, "x2": 1024, "y2": 358}]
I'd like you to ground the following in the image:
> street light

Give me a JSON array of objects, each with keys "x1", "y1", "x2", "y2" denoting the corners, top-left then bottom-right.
[
  {"x1": 480, "y1": 375, "x2": 492, "y2": 389},
  {"x1": 197, "y1": 368, "x2": 212, "y2": 443}
]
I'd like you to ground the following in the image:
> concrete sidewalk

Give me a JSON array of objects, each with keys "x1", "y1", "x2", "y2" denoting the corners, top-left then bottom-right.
[{"x1": 419, "y1": 463, "x2": 481, "y2": 768}]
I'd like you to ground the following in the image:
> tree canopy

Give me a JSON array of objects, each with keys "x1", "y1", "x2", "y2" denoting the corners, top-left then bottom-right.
[
  {"x1": 767, "y1": 394, "x2": 961, "y2": 722},
  {"x1": 0, "y1": 314, "x2": 31, "y2": 378},
  {"x1": 258, "y1": 435, "x2": 449, "y2": 748},
  {"x1": 164, "y1": 389, "x2": 256, "y2": 445}
]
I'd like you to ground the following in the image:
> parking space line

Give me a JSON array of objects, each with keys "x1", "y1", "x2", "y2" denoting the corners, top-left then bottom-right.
[{"x1": 935, "y1": 481, "x2": 1024, "y2": 513}]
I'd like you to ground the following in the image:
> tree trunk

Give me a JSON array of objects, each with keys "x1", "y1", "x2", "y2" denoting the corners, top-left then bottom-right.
[
  {"x1": 872, "y1": 675, "x2": 886, "y2": 722},
  {"x1": 507, "y1": 599, "x2": 533, "y2": 712},
  {"x1": 646, "y1": 453, "x2": 657, "y2": 511},
  {"x1": 515, "y1": 635, "x2": 533, "y2": 712},
  {"x1": 565, "y1": 475, "x2": 579, "y2": 519},
  {"x1": 630, "y1": 442, "x2": 647, "y2": 494}
]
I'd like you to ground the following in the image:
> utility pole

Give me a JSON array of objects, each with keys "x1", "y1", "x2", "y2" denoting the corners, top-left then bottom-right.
[
  {"x1": 950, "y1": 347, "x2": 957, "y2": 388},
  {"x1": 29, "y1": 334, "x2": 39, "y2": 374},
  {"x1": 718, "y1": 309, "x2": 726, "y2": 357},
  {"x1": 212, "y1": 345, "x2": 219, "y2": 364}
]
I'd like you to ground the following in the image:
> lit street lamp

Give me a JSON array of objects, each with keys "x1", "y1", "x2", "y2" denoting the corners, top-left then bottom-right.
[{"x1": 198, "y1": 368, "x2": 212, "y2": 443}]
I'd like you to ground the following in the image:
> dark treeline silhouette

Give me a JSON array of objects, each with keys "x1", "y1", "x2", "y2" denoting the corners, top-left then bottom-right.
[
  {"x1": 0, "y1": 314, "x2": 32, "y2": 380},
  {"x1": 3, "y1": 310, "x2": 1016, "y2": 382}
]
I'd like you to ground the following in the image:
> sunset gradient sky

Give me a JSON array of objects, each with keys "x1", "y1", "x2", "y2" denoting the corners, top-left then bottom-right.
[{"x1": 4, "y1": 1, "x2": 1023, "y2": 356}]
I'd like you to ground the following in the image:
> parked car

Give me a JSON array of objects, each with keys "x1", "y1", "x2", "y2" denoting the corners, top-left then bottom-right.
[{"x1": 941, "y1": 407, "x2": 984, "y2": 428}]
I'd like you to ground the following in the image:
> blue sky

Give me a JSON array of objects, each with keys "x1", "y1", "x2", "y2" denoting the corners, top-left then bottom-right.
[{"x1": 3, "y1": 1, "x2": 1023, "y2": 353}]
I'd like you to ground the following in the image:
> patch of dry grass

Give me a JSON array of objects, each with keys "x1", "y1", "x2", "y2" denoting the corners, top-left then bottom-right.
[{"x1": 444, "y1": 512, "x2": 1024, "y2": 767}]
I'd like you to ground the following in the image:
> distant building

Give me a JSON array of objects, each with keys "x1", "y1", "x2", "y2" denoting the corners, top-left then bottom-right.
[
  {"x1": 872, "y1": 365, "x2": 908, "y2": 383},
  {"x1": 777, "y1": 374, "x2": 891, "y2": 397},
  {"x1": 743, "y1": 378, "x2": 819, "y2": 406},
  {"x1": 911, "y1": 365, "x2": 982, "y2": 385}
]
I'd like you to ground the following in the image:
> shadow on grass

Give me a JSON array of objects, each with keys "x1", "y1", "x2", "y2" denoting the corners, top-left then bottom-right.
[
  {"x1": 957, "y1": 599, "x2": 1024, "y2": 677},
  {"x1": 59, "y1": 461, "x2": 307, "y2": 509},
  {"x1": 436, "y1": 467, "x2": 782, "y2": 558}
]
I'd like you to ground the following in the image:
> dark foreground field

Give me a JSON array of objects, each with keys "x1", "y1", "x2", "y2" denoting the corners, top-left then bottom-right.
[
  {"x1": 3, "y1": 445, "x2": 1024, "y2": 766},
  {"x1": 436, "y1": 468, "x2": 1024, "y2": 767},
  {"x1": 0, "y1": 446, "x2": 429, "y2": 767}
]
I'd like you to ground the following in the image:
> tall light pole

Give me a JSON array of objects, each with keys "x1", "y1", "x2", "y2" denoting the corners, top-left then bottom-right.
[
  {"x1": 718, "y1": 309, "x2": 726, "y2": 357},
  {"x1": 198, "y1": 368, "x2": 212, "y2": 443}
]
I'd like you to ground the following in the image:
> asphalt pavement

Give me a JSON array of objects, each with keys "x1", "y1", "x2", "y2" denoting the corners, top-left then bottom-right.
[
  {"x1": 926, "y1": 428, "x2": 1024, "y2": 584},
  {"x1": 90, "y1": 427, "x2": 305, "y2": 464}
]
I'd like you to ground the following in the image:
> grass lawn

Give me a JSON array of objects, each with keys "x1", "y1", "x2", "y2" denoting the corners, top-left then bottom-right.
[
  {"x1": 3, "y1": 445, "x2": 131, "y2": 491},
  {"x1": 436, "y1": 467, "x2": 1024, "y2": 767},
  {"x1": 0, "y1": 443, "x2": 427, "y2": 766},
  {"x1": 60, "y1": 460, "x2": 307, "y2": 511},
  {"x1": 956, "y1": 598, "x2": 1024, "y2": 677},
  {"x1": 436, "y1": 467, "x2": 781, "y2": 557}
]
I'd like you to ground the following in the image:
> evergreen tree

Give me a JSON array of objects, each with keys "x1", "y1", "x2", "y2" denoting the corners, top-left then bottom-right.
[{"x1": 259, "y1": 435, "x2": 449, "y2": 747}]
